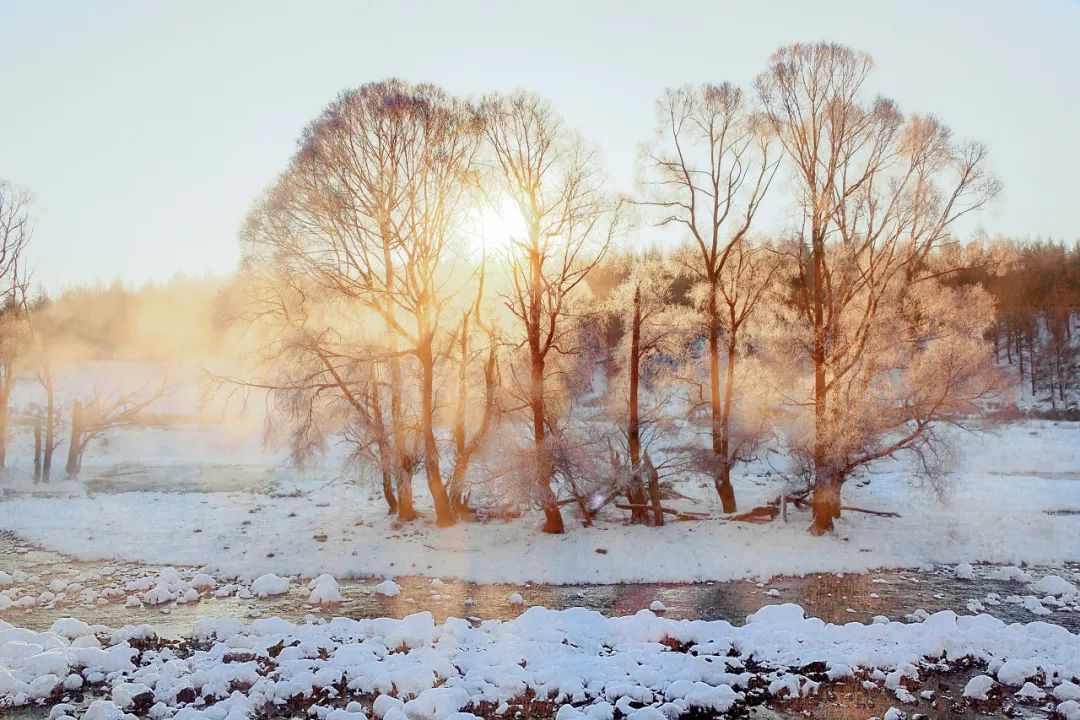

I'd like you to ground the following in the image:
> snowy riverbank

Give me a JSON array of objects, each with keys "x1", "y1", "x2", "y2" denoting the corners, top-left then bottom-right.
[
  {"x1": 2, "y1": 603, "x2": 1080, "y2": 720},
  {"x1": 0, "y1": 405, "x2": 1077, "y2": 585}
]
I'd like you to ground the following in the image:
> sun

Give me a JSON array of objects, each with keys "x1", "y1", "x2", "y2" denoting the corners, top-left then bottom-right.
[{"x1": 469, "y1": 197, "x2": 527, "y2": 256}]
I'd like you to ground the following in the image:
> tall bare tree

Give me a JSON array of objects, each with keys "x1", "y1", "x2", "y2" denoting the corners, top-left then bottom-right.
[
  {"x1": 639, "y1": 85, "x2": 778, "y2": 512},
  {"x1": 757, "y1": 43, "x2": 1001, "y2": 533},
  {"x1": 66, "y1": 379, "x2": 172, "y2": 476},
  {"x1": 480, "y1": 92, "x2": 620, "y2": 533},
  {"x1": 0, "y1": 181, "x2": 32, "y2": 468},
  {"x1": 680, "y1": 237, "x2": 784, "y2": 505},
  {"x1": 241, "y1": 80, "x2": 487, "y2": 526},
  {"x1": 605, "y1": 254, "x2": 695, "y2": 525}
]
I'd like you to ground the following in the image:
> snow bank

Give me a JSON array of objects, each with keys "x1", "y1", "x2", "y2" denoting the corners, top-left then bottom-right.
[
  {"x1": 308, "y1": 574, "x2": 344, "y2": 604},
  {"x1": 0, "y1": 420, "x2": 1076, "y2": 585},
  {"x1": 249, "y1": 573, "x2": 290, "y2": 597},
  {"x1": 0, "y1": 604, "x2": 1079, "y2": 718},
  {"x1": 1, "y1": 467, "x2": 1076, "y2": 585}
]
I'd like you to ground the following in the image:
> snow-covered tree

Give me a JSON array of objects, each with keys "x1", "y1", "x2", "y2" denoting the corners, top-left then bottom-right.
[
  {"x1": 757, "y1": 43, "x2": 1002, "y2": 533},
  {"x1": 238, "y1": 80, "x2": 488, "y2": 526},
  {"x1": 604, "y1": 254, "x2": 696, "y2": 524},
  {"x1": 639, "y1": 84, "x2": 778, "y2": 512},
  {"x1": 682, "y1": 237, "x2": 785, "y2": 509},
  {"x1": 480, "y1": 91, "x2": 622, "y2": 534}
]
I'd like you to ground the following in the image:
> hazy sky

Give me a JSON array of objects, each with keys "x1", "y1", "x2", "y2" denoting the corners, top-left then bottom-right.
[{"x1": 2, "y1": 0, "x2": 1078, "y2": 293}]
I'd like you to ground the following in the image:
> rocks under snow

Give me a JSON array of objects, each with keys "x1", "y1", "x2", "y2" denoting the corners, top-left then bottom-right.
[
  {"x1": 249, "y1": 573, "x2": 290, "y2": 597},
  {"x1": 375, "y1": 579, "x2": 401, "y2": 597},
  {"x1": 1, "y1": 603, "x2": 1079, "y2": 718},
  {"x1": 307, "y1": 574, "x2": 343, "y2": 604},
  {"x1": 962, "y1": 674, "x2": 995, "y2": 701}
]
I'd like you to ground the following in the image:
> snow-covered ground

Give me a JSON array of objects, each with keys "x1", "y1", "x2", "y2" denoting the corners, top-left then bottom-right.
[
  {"x1": 0, "y1": 361, "x2": 1077, "y2": 584},
  {"x1": 2, "y1": 602, "x2": 1080, "y2": 719},
  {"x1": 0, "y1": 417, "x2": 1077, "y2": 584},
  {"x1": 1, "y1": 362, "x2": 1079, "y2": 719}
]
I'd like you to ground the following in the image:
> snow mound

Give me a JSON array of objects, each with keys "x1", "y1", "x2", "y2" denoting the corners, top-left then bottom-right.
[
  {"x1": 250, "y1": 573, "x2": 290, "y2": 598},
  {"x1": 987, "y1": 566, "x2": 1033, "y2": 583},
  {"x1": 375, "y1": 579, "x2": 401, "y2": 597},
  {"x1": 0, "y1": 602, "x2": 1079, "y2": 719},
  {"x1": 963, "y1": 674, "x2": 995, "y2": 701},
  {"x1": 1030, "y1": 574, "x2": 1078, "y2": 598},
  {"x1": 308, "y1": 574, "x2": 343, "y2": 604}
]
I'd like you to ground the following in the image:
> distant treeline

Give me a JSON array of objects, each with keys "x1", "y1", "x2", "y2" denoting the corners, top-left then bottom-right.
[
  {"x1": 30, "y1": 275, "x2": 227, "y2": 362},
  {"x1": 960, "y1": 239, "x2": 1080, "y2": 407}
]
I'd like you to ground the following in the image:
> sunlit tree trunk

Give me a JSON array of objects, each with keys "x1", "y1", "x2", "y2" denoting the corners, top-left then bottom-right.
[{"x1": 626, "y1": 284, "x2": 647, "y2": 523}]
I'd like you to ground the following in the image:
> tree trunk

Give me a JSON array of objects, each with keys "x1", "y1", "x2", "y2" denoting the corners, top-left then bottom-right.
[
  {"x1": 1028, "y1": 328, "x2": 1037, "y2": 395},
  {"x1": 418, "y1": 342, "x2": 455, "y2": 527},
  {"x1": 66, "y1": 401, "x2": 83, "y2": 476},
  {"x1": 33, "y1": 418, "x2": 42, "y2": 483},
  {"x1": 707, "y1": 282, "x2": 736, "y2": 513},
  {"x1": 529, "y1": 241, "x2": 563, "y2": 534},
  {"x1": 809, "y1": 474, "x2": 842, "y2": 535},
  {"x1": 810, "y1": 227, "x2": 837, "y2": 533},
  {"x1": 387, "y1": 363, "x2": 415, "y2": 522},
  {"x1": 644, "y1": 452, "x2": 664, "y2": 527},
  {"x1": 380, "y1": 469, "x2": 398, "y2": 515},
  {"x1": 0, "y1": 383, "x2": 10, "y2": 469},
  {"x1": 449, "y1": 314, "x2": 472, "y2": 514},
  {"x1": 1017, "y1": 330, "x2": 1024, "y2": 382},
  {"x1": 532, "y1": 355, "x2": 563, "y2": 533},
  {"x1": 43, "y1": 381, "x2": 54, "y2": 481},
  {"x1": 716, "y1": 336, "x2": 738, "y2": 513},
  {"x1": 627, "y1": 286, "x2": 647, "y2": 524}
]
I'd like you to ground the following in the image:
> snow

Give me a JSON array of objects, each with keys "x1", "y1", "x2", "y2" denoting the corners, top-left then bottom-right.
[
  {"x1": 249, "y1": 573, "x2": 289, "y2": 597},
  {"x1": 375, "y1": 580, "x2": 401, "y2": 597},
  {"x1": 1030, "y1": 573, "x2": 1079, "y2": 598},
  {"x1": 962, "y1": 674, "x2": 995, "y2": 700},
  {"x1": 1, "y1": 603, "x2": 1079, "y2": 717},
  {"x1": 0, "y1": 418, "x2": 1075, "y2": 585},
  {"x1": 308, "y1": 574, "x2": 344, "y2": 604}
]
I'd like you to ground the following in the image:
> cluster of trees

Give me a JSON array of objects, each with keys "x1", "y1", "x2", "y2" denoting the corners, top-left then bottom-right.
[
  {"x1": 231, "y1": 43, "x2": 1008, "y2": 535},
  {"x1": 0, "y1": 182, "x2": 176, "y2": 481},
  {"x1": 978, "y1": 240, "x2": 1080, "y2": 409}
]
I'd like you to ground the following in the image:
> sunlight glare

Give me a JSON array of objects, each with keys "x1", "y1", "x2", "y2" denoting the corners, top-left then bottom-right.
[{"x1": 473, "y1": 197, "x2": 527, "y2": 255}]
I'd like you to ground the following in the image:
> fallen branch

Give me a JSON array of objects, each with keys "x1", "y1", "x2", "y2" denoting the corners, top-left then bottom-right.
[
  {"x1": 731, "y1": 506, "x2": 780, "y2": 523},
  {"x1": 614, "y1": 503, "x2": 708, "y2": 521},
  {"x1": 839, "y1": 505, "x2": 901, "y2": 518}
]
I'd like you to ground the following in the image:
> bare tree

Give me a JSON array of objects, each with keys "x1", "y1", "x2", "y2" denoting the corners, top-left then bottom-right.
[
  {"x1": 679, "y1": 237, "x2": 784, "y2": 505},
  {"x1": 604, "y1": 254, "x2": 695, "y2": 524},
  {"x1": 221, "y1": 267, "x2": 417, "y2": 517},
  {"x1": 0, "y1": 181, "x2": 32, "y2": 468},
  {"x1": 66, "y1": 379, "x2": 173, "y2": 476},
  {"x1": 480, "y1": 91, "x2": 621, "y2": 533},
  {"x1": 240, "y1": 80, "x2": 490, "y2": 526},
  {"x1": 26, "y1": 297, "x2": 62, "y2": 482},
  {"x1": 639, "y1": 85, "x2": 778, "y2": 512},
  {"x1": 444, "y1": 270, "x2": 501, "y2": 514},
  {"x1": 757, "y1": 43, "x2": 1001, "y2": 533}
]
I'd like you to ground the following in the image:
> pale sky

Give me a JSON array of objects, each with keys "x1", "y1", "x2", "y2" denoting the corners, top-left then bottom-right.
[{"x1": 2, "y1": 0, "x2": 1078, "y2": 293}]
